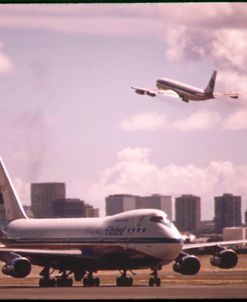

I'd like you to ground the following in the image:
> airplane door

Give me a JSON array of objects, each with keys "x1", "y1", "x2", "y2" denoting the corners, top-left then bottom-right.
[{"x1": 127, "y1": 225, "x2": 135, "y2": 250}]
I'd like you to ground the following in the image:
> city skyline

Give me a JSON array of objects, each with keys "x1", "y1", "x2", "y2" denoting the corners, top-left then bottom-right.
[{"x1": 0, "y1": 3, "x2": 246, "y2": 220}]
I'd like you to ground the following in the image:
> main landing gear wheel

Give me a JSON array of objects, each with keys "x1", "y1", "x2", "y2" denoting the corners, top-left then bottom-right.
[
  {"x1": 39, "y1": 266, "x2": 56, "y2": 288},
  {"x1": 38, "y1": 267, "x2": 73, "y2": 287},
  {"x1": 148, "y1": 266, "x2": 161, "y2": 287},
  {"x1": 56, "y1": 273, "x2": 73, "y2": 287},
  {"x1": 82, "y1": 271, "x2": 100, "y2": 287},
  {"x1": 116, "y1": 270, "x2": 134, "y2": 287},
  {"x1": 39, "y1": 277, "x2": 56, "y2": 288}
]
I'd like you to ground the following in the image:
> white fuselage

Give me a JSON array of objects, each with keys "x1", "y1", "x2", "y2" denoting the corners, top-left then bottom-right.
[
  {"x1": 1, "y1": 209, "x2": 183, "y2": 268},
  {"x1": 156, "y1": 78, "x2": 213, "y2": 101}
]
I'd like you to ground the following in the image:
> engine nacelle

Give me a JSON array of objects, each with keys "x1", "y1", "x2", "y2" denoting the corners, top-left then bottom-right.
[
  {"x1": 2, "y1": 257, "x2": 32, "y2": 278},
  {"x1": 146, "y1": 91, "x2": 157, "y2": 97},
  {"x1": 135, "y1": 89, "x2": 145, "y2": 95},
  {"x1": 210, "y1": 249, "x2": 238, "y2": 269},
  {"x1": 173, "y1": 254, "x2": 201, "y2": 275}
]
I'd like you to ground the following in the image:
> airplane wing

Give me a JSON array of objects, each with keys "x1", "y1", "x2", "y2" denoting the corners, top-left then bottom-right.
[
  {"x1": 131, "y1": 86, "x2": 180, "y2": 98},
  {"x1": 214, "y1": 92, "x2": 239, "y2": 99},
  {"x1": 182, "y1": 239, "x2": 247, "y2": 253}
]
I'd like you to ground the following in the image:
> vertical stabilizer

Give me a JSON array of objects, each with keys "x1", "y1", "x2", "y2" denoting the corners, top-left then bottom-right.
[
  {"x1": 204, "y1": 70, "x2": 217, "y2": 96},
  {"x1": 0, "y1": 157, "x2": 27, "y2": 221}
]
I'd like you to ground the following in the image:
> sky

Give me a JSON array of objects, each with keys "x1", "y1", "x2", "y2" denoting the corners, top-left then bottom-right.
[{"x1": 0, "y1": 3, "x2": 247, "y2": 221}]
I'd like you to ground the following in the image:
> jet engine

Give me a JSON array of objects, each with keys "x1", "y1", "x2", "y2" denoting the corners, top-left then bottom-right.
[
  {"x1": 135, "y1": 89, "x2": 145, "y2": 95},
  {"x1": 146, "y1": 91, "x2": 157, "y2": 97},
  {"x1": 173, "y1": 253, "x2": 201, "y2": 275},
  {"x1": 2, "y1": 257, "x2": 32, "y2": 278},
  {"x1": 210, "y1": 248, "x2": 238, "y2": 269}
]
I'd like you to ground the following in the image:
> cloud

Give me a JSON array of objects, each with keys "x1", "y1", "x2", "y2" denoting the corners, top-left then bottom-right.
[
  {"x1": 14, "y1": 146, "x2": 247, "y2": 219},
  {"x1": 69, "y1": 147, "x2": 247, "y2": 219},
  {"x1": 120, "y1": 112, "x2": 168, "y2": 131},
  {"x1": 120, "y1": 110, "x2": 221, "y2": 132},
  {"x1": 172, "y1": 110, "x2": 221, "y2": 131},
  {"x1": 222, "y1": 109, "x2": 247, "y2": 130},
  {"x1": 0, "y1": 4, "x2": 161, "y2": 36},
  {"x1": 0, "y1": 50, "x2": 13, "y2": 74}
]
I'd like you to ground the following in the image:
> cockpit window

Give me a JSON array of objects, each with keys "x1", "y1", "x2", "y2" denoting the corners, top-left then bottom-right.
[
  {"x1": 150, "y1": 216, "x2": 171, "y2": 227},
  {"x1": 150, "y1": 216, "x2": 164, "y2": 223}
]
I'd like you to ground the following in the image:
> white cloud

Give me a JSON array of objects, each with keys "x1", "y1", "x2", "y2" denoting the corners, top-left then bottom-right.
[
  {"x1": 222, "y1": 109, "x2": 247, "y2": 130},
  {"x1": 0, "y1": 5, "x2": 162, "y2": 36},
  {"x1": 212, "y1": 29, "x2": 247, "y2": 72},
  {"x1": 120, "y1": 110, "x2": 221, "y2": 132},
  {"x1": 120, "y1": 112, "x2": 168, "y2": 131},
  {"x1": 69, "y1": 147, "x2": 247, "y2": 219},
  {"x1": 172, "y1": 110, "x2": 221, "y2": 131},
  {"x1": 0, "y1": 51, "x2": 13, "y2": 74}
]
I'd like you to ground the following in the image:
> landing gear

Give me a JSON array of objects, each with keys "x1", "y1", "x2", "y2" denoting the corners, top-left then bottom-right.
[
  {"x1": 56, "y1": 271, "x2": 73, "y2": 287},
  {"x1": 39, "y1": 266, "x2": 56, "y2": 288},
  {"x1": 148, "y1": 267, "x2": 161, "y2": 287},
  {"x1": 116, "y1": 270, "x2": 134, "y2": 287},
  {"x1": 82, "y1": 271, "x2": 100, "y2": 287},
  {"x1": 39, "y1": 266, "x2": 73, "y2": 287}
]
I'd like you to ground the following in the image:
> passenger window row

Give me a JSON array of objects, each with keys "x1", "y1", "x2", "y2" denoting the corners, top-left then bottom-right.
[{"x1": 127, "y1": 227, "x2": 146, "y2": 233}]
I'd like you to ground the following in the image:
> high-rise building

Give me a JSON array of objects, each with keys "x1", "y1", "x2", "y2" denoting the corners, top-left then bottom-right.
[
  {"x1": 136, "y1": 194, "x2": 172, "y2": 219},
  {"x1": 105, "y1": 194, "x2": 172, "y2": 218},
  {"x1": 31, "y1": 183, "x2": 66, "y2": 218},
  {"x1": 52, "y1": 199, "x2": 99, "y2": 218},
  {"x1": 214, "y1": 193, "x2": 241, "y2": 233},
  {"x1": 105, "y1": 194, "x2": 136, "y2": 216},
  {"x1": 175, "y1": 194, "x2": 201, "y2": 234}
]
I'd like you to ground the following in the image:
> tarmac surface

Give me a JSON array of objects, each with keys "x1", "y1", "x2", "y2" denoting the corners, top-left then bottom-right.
[{"x1": 0, "y1": 255, "x2": 246, "y2": 299}]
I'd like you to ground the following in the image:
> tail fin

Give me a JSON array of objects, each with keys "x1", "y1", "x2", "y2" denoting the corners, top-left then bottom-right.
[
  {"x1": 204, "y1": 70, "x2": 217, "y2": 96},
  {"x1": 0, "y1": 156, "x2": 27, "y2": 221}
]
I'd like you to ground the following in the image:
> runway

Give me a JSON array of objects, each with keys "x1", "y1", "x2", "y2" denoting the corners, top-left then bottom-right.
[
  {"x1": 0, "y1": 283, "x2": 246, "y2": 300},
  {"x1": 0, "y1": 255, "x2": 246, "y2": 299},
  {"x1": 0, "y1": 270, "x2": 246, "y2": 299}
]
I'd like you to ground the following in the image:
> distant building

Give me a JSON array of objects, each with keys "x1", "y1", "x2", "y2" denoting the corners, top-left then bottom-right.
[
  {"x1": 52, "y1": 199, "x2": 99, "y2": 218},
  {"x1": 245, "y1": 209, "x2": 247, "y2": 226},
  {"x1": 223, "y1": 226, "x2": 246, "y2": 242},
  {"x1": 85, "y1": 204, "x2": 99, "y2": 217},
  {"x1": 214, "y1": 193, "x2": 241, "y2": 233},
  {"x1": 52, "y1": 198, "x2": 85, "y2": 218},
  {"x1": 136, "y1": 194, "x2": 172, "y2": 219},
  {"x1": 175, "y1": 194, "x2": 201, "y2": 234},
  {"x1": 0, "y1": 192, "x2": 5, "y2": 219},
  {"x1": 198, "y1": 220, "x2": 215, "y2": 235},
  {"x1": 105, "y1": 194, "x2": 136, "y2": 216},
  {"x1": 105, "y1": 194, "x2": 172, "y2": 218},
  {"x1": 31, "y1": 183, "x2": 66, "y2": 218},
  {"x1": 23, "y1": 205, "x2": 33, "y2": 218}
]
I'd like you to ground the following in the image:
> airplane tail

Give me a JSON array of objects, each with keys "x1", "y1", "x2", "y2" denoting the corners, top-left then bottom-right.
[
  {"x1": 0, "y1": 156, "x2": 27, "y2": 221},
  {"x1": 204, "y1": 70, "x2": 217, "y2": 96}
]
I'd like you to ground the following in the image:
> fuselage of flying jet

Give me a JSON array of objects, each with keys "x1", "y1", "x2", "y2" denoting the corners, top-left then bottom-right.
[
  {"x1": 132, "y1": 70, "x2": 239, "y2": 102},
  {"x1": 156, "y1": 78, "x2": 214, "y2": 101}
]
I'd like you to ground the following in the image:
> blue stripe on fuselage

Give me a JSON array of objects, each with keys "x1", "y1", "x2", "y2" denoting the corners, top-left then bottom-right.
[{"x1": 2, "y1": 237, "x2": 183, "y2": 245}]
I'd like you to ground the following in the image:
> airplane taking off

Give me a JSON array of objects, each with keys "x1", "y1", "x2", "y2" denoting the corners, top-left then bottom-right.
[
  {"x1": 132, "y1": 70, "x2": 239, "y2": 102},
  {"x1": 0, "y1": 156, "x2": 245, "y2": 288}
]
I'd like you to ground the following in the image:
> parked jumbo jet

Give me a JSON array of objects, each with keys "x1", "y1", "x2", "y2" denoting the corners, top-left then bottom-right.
[
  {"x1": 0, "y1": 156, "x2": 245, "y2": 288},
  {"x1": 132, "y1": 70, "x2": 239, "y2": 102}
]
